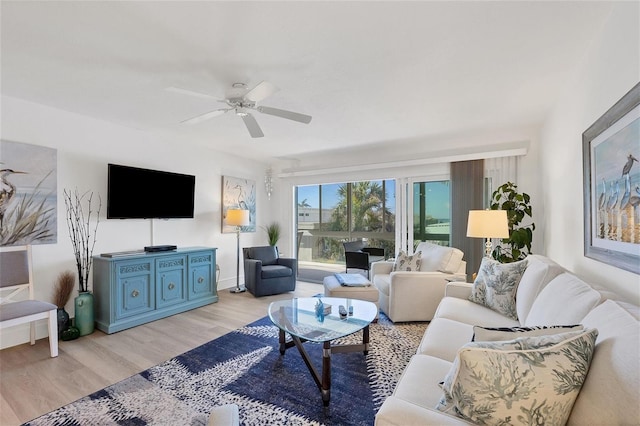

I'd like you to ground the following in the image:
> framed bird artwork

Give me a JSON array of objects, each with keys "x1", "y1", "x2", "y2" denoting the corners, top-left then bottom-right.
[
  {"x1": 221, "y1": 175, "x2": 256, "y2": 234},
  {"x1": 0, "y1": 140, "x2": 57, "y2": 246},
  {"x1": 582, "y1": 82, "x2": 640, "y2": 274}
]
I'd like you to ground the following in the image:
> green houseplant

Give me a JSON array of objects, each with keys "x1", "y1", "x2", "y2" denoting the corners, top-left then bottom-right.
[
  {"x1": 263, "y1": 222, "x2": 281, "y2": 246},
  {"x1": 490, "y1": 182, "x2": 535, "y2": 263}
]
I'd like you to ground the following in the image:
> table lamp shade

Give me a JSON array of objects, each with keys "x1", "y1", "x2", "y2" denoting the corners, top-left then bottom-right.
[
  {"x1": 227, "y1": 209, "x2": 250, "y2": 227},
  {"x1": 467, "y1": 210, "x2": 509, "y2": 239}
]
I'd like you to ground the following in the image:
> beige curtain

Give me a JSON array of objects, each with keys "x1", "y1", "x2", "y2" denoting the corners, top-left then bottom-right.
[{"x1": 451, "y1": 160, "x2": 484, "y2": 281}]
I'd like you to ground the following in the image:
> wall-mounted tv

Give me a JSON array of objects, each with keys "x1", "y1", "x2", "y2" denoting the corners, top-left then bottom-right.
[{"x1": 107, "y1": 163, "x2": 195, "y2": 219}]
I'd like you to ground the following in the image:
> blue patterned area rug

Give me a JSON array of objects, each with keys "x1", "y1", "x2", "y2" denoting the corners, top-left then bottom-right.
[{"x1": 24, "y1": 314, "x2": 427, "y2": 426}]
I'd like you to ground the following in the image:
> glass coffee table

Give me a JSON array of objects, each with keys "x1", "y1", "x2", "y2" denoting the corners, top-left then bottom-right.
[{"x1": 268, "y1": 297, "x2": 377, "y2": 406}]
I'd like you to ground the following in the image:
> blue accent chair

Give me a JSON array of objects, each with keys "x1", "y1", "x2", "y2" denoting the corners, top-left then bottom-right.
[{"x1": 243, "y1": 246, "x2": 296, "y2": 297}]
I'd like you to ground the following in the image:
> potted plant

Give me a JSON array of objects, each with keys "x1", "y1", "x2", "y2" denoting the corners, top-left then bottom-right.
[
  {"x1": 489, "y1": 182, "x2": 535, "y2": 263},
  {"x1": 263, "y1": 222, "x2": 281, "y2": 247},
  {"x1": 64, "y1": 188, "x2": 101, "y2": 336}
]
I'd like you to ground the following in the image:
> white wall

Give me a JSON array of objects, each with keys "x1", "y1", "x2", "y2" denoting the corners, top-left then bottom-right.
[
  {"x1": 540, "y1": 2, "x2": 640, "y2": 304},
  {"x1": 1, "y1": 96, "x2": 275, "y2": 348}
]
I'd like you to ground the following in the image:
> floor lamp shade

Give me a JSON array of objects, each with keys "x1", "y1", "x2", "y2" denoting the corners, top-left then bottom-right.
[
  {"x1": 467, "y1": 210, "x2": 509, "y2": 258},
  {"x1": 227, "y1": 209, "x2": 250, "y2": 227}
]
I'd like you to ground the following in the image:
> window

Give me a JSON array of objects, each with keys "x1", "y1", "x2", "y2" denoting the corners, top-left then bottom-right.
[{"x1": 295, "y1": 180, "x2": 395, "y2": 265}]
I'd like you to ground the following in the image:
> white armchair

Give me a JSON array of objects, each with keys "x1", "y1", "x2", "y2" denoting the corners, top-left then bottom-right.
[{"x1": 371, "y1": 242, "x2": 466, "y2": 322}]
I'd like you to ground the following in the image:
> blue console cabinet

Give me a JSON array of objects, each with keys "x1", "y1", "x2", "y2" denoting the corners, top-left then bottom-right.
[{"x1": 93, "y1": 247, "x2": 217, "y2": 334}]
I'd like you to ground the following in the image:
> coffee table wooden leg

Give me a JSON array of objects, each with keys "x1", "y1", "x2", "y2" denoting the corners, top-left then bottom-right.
[
  {"x1": 322, "y1": 341, "x2": 331, "y2": 406},
  {"x1": 363, "y1": 325, "x2": 370, "y2": 355},
  {"x1": 279, "y1": 328, "x2": 286, "y2": 355}
]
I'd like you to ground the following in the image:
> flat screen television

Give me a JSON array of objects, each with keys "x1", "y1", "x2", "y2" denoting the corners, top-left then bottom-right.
[{"x1": 107, "y1": 163, "x2": 195, "y2": 219}]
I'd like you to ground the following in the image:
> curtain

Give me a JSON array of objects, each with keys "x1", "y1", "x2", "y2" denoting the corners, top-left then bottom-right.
[
  {"x1": 451, "y1": 160, "x2": 484, "y2": 281},
  {"x1": 485, "y1": 156, "x2": 518, "y2": 204}
]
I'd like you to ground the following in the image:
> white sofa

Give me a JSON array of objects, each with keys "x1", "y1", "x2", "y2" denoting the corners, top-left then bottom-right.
[
  {"x1": 375, "y1": 254, "x2": 640, "y2": 425},
  {"x1": 371, "y1": 242, "x2": 466, "y2": 322}
]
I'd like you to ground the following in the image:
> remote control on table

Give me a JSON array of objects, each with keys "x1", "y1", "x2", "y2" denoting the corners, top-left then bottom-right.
[
  {"x1": 348, "y1": 306, "x2": 353, "y2": 316},
  {"x1": 339, "y1": 305, "x2": 347, "y2": 318}
]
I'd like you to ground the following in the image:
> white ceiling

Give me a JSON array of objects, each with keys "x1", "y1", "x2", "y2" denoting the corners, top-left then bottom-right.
[{"x1": 1, "y1": 1, "x2": 613, "y2": 162}]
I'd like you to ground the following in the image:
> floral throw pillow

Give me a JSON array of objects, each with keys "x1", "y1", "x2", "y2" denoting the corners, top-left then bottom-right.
[
  {"x1": 392, "y1": 250, "x2": 422, "y2": 271},
  {"x1": 436, "y1": 328, "x2": 599, "y2": 425},
  {"x1": 469, "y1": 257, "x2": 528, "y2": 320}
]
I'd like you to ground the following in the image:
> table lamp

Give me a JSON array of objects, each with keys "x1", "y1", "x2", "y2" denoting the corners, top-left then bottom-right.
[
  {"x1": 466, "y1": 210, "x2": 509, "y2": 258},
  {"x1": 227, "y1": 208, "x2": 250, "y2": 293}
]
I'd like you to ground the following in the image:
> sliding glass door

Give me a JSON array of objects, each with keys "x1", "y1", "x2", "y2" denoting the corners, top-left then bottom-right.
[
  {"x1": 412, "y1": 180, "x2": 451, "y2": 247},
  {"x1": 296, "y1": 180, "x2": 395, "y2": 266}
]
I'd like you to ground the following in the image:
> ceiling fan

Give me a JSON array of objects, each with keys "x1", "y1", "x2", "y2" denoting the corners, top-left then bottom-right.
[{"x1": 167, "y1": 81, "x2": 312, "y2": 138}]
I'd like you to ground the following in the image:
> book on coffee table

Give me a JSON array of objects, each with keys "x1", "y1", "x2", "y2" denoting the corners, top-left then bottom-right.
[{"x1": 334, "y1": 273, "x2": 370, "y2": 287}]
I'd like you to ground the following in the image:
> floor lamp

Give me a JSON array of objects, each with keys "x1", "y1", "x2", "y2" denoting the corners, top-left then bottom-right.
[
  {"x1": 466, "y1": 210, "x2": 510, "y2": 258},
  {"x1": 227, "y1": 208, "x2": 250, "y2": 293}
]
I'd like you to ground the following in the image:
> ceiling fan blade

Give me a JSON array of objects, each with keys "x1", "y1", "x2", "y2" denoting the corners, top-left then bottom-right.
[
  {"x1": 244, "y1": 81, "x2": 279, "y2": 103},
  {"x1": 257, "y1": 106, "x2": 312, "y2": 124},
  {"x1": 181, "y1": 108, "x2": 229, "y2": 125},
  {"x1": 165, "y1": 86, "x2": 221, "y2": 100},
  {"x1": 241, "y1": 113, "x2": 264, "y2": 138}
]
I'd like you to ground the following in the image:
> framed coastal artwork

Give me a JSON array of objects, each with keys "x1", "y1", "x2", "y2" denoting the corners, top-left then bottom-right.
[
  {"x1": 0, "y1": 140, "x2": 57, "y2": 246},
  {"x1": 221, "y1": 175, "x2": 256, "y2": 233},
  {"x1": 582, "y1": 82, "x2": 640, "y2": 274}
]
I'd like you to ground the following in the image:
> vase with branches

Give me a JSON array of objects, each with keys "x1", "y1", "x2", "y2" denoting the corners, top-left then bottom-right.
[{"x1": 64, "y1": 188, "x2": 101, "y2": 336}]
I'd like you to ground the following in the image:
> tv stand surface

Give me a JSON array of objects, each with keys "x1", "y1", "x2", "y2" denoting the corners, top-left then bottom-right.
[{"x1": 93, "y1": 247, "x2": 217, "y2": 334}]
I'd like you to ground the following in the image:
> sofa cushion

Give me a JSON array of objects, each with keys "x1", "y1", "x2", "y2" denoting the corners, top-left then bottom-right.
[
  {"x1": 260, "y1": 264, "x2": 292, "y2": 279},
  {"x1": 393, "y1": 354, "x2": 455, "y2": 409},
  {"x1": 376, "y1": 396, "x2": 470, "y2": 426},
  {"x1": 437, "y1": 328, "x2": 598, "y2": 425},
  {"x1": 568, "y1": 300, "x2": 639, "y2": 425},
  {"x1": 472, "y1": 324, "x2": 583, "y2": 342},
  {"x1": 514, "y1": 255, "x2": 566, "y2": 323},
  {"x1": 468, "y1": 258, "x2": 527, "y2": 320},
  {"x1": 417, "y1": 318, "x2": 475, "y2": 362},
  {"x1": 416, "y1": 242, "x2": 464, "y2": 274},
  {"x1": 393, "y1": 250, "x2": 422, "y2": 271},
  {"x1": 524, "y1": 273, "x2": 602, "y2": 326},
  {"x1": 434, "y1": 297, "x2": 520, "y2": 328},
  {"x1": 246, "y1": 246, "x2": 278, "y2": 266}
]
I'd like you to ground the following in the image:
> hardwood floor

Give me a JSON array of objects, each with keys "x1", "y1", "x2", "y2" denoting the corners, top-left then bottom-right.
[{"x1": 0, "y1": 281, "x2": 321, "y2": 425}]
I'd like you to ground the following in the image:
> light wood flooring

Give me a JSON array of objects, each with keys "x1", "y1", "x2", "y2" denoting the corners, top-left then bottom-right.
[{"x1": 0, "y1": 281, "x2": 321, "y2": 425}]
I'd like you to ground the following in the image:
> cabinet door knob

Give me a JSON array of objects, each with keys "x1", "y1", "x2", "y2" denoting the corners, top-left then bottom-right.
[
  {"x1": 131, "y1": 289, "x2": 139, "y2": 298},
  {"x1": 168, "y1": 282, "x2": 175, "y2": 290},
  {"x1": 198, "y1": 277, "x2": 204, "y2": 284}
]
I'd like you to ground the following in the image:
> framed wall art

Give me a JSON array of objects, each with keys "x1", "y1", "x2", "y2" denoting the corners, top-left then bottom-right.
[
  {"x1": 582, "y1": 82, "x2": 640, "y2": 274},
  {"x1": 221, "y1": 175, "x2": 256, "y2": 233},
  {"x1": 0, "y1": 140, "x2": 57, "y2": 246}
]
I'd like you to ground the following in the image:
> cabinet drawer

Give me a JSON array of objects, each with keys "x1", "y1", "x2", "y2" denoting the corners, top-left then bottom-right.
[
  {"x1": 115, "y1": 260, "x2": 154, "y2": 319},
  {"x1": 156, "y1": 256, "x2": 187, "y2": 309},
  {"x1": 188, "y1": 252, "x2": 214, "y2": 299}
]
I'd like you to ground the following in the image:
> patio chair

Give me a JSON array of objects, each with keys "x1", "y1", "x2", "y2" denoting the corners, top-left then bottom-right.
[{"x1": 343, "y1": 240, "x2": 385, "y2": 278}]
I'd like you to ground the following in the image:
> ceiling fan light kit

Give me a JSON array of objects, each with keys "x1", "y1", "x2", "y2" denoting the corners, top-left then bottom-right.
[{"x1": 172, "y1": 81, "x2": 312, "y2": 138}]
